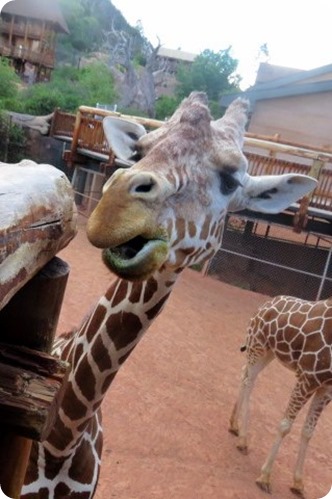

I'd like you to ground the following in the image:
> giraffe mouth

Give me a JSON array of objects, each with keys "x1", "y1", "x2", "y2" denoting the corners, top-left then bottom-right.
[{"x1": 102, "y1": 236, "x2": 169, "y2": 280}]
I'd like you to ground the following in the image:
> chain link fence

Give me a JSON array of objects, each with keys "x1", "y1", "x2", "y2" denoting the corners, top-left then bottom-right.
[{"x1": 206, "y1": 214, "x2": 332, "y2": 300}]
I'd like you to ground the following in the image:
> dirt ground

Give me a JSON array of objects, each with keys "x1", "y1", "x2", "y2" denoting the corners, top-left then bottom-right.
[{"x1": 57, "y1": 218, "x2": 332, "y2": 499}]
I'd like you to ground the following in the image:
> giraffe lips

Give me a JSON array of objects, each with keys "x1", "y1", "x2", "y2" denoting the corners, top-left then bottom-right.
[{"x1": 102, "y1": 236, "x2": 169, "y2": 280}]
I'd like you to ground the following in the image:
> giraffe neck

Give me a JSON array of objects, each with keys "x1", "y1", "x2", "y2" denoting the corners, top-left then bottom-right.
[{"x1": 45, "y1": 268, "x2": 181, "y2": 457}]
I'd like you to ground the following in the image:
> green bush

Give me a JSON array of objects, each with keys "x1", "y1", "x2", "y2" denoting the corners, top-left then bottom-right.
[
  {"x1": 0, "y1": 112, "x2": 26, "y2": 163},
  {"x1": 18, "y1": 63, "x2": 117, "y2": 114},
  {"x1": 155, "y1": 95, "x2": 181, "y2": 120},
  {"x1": 0, "y1": 58, "x2": 20, "y2": 110}
]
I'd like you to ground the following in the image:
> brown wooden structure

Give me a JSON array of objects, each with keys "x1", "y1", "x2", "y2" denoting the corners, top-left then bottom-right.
[
  {"x1": 0, "y1": 160, "x2": 76, "y2": 497},
  {"x1": 0, "y1": 0, "x2": 69, "y2": 82},
  {"x1": 50, "y1": 106, "x2": 332, "y2": 235}
]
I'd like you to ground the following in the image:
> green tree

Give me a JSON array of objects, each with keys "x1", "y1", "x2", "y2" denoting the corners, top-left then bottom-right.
[
  {"x1": 176, "y1": 48, "x2": 241, "y2": 116},
  {"x1": 155, "y1": 95, "x2": 181, "y2": 120}
]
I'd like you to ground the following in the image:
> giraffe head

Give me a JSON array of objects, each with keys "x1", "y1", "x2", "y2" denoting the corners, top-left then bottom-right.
[{"x1": 87, "y1": 92, "x2": 316, "y2": 281}]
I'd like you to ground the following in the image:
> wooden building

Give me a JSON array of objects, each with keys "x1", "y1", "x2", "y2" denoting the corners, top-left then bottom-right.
[
  {"x1": 0, "y1": 0, "x2": 69, "y2": 83},
  {"x1": 221, "y1": 62, "x2": 332, "y2": 150}
]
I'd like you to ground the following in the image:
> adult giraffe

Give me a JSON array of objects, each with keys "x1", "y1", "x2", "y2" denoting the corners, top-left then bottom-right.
[{"x1": 22, "y1": 92, "x2": 316, "y2": 498}]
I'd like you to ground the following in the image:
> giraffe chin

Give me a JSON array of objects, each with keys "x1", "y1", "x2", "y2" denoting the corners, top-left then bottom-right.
[{"x1": 102, "y1": 238, "x2": 169, "y2": 281}]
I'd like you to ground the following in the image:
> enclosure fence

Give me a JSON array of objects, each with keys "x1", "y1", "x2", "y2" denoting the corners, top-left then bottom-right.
[{"x1": 206, "y1": 215, "x2": 332, "y2": 301}]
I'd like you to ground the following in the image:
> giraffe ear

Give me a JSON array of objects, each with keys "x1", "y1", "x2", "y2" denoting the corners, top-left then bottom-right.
[
  {"x1": 229, "y1": 173, "x2": 317, "y2": 213},
  {"x1": 103, "y1": 117, "x2": 147, "y2": 165}
]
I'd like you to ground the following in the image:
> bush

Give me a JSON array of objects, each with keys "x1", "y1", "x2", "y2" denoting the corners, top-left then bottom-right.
[
  {"x1": 0, "y1": 58, "x2": 20, "y2": 110},
  {"x1": 0, "y1": 112, "x2": 26, "y2": 163},
  {"x1": 17, "y1": 63, "x2": 117, "y2": 114},
  {"x1": 155, "y1": 95, "x2": 181, "y2": 120}
]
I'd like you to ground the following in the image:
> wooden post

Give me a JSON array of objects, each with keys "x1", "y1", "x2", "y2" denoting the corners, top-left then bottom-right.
[
  {"x1": 0, "y1": 257, "x2": 70, "y2": 498},
  {"x1": 69, "y1": 109, "x2": 82, "y2": 166}
]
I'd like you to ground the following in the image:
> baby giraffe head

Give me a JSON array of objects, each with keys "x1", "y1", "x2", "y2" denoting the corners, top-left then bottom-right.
[{"x1": 87, "y1": 92, "x2": 316, "y2": 281}]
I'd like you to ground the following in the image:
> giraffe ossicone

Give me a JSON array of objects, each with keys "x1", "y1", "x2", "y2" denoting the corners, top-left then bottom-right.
[
  {"x1": 22, "y1": 92, "x2": 316, "y2": 498},
  {"x1": 230, "y1": 294, "x2": 332, "y2": 496}
]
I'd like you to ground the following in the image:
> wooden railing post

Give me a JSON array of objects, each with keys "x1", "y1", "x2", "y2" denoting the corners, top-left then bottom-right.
[
  {"x1": 0, "y1": 257, "x2": 70, "y2": 498},
  {"x1": 69, "y1": 109, "x2": 82, "y2": 167}
]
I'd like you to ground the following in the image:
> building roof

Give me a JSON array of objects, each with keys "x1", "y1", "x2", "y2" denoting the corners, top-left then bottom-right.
[
  {"x1": 221, "y1": 62, "x2": 332, "y2": 106},
  {"x1": 2, "y1": 0, "x2": 69, "y2": 34},
  {"x1": 157, "y1": 47, "x2": 197, "y2": 63}
]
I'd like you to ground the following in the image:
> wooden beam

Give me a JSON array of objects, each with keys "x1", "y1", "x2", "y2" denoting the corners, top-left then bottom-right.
[
  {"x1": 0, "y1": 257, "x2": 71, "y2": 498},
  {"x1": 0, "y1": 160, "x2": 77, "y2": 310}
]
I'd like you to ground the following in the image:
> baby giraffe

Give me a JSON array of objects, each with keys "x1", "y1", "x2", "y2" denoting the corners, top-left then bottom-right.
[{"x1": 229, "y1": 294, "x2": 332, "y2": 497}]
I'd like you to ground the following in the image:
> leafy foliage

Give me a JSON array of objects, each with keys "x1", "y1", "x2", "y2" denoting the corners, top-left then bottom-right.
[
  {"x1": 17, "y1": 63, "x2": 117, "y2": 114},
  {"x1": 176, "y1": 48, "x2": 241, "y2": 117},
  {"x1": 0, "y1": 112, "x2": 26, "y2": 163},
  {"x1": 155, "y1": 95, "x2": 181, "y2": 120},
  {"x1": 0, "y1": 58, "x2": 20, "y2": 110}
]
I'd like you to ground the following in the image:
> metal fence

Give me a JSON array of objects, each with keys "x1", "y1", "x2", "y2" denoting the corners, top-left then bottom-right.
[{"x1": 206, "y1": 214, "x2": 332, "y2": 300}]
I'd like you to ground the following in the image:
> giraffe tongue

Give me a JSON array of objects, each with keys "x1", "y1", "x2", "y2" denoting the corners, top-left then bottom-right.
[{"x1": 112, "y1": 235, "x2": 148, "y2": 260}]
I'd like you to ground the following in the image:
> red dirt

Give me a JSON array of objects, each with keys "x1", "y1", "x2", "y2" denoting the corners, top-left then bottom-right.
[{"x1": 57, "y1": 218, "x2": 332, "y2": 499}]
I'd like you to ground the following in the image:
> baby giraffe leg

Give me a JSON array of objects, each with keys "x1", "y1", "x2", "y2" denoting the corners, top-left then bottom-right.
[
  {"x1": 230, "y1": 351, "x2": 273, "y2": 454},
  {"x1": 291, "y1": 388, "x2": 331, "y2": 497},
  {"x1": 256, "y1": 380, "x2": 314, "y2": 494}
]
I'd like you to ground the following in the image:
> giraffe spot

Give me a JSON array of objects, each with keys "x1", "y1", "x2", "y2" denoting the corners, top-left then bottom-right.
[
  {"x1": 68, "y1": 438, "x2": 96, "y2": 485},
  {"x1": 47, "y1": 415, "x2": 74, "y2": 452},
  {"x1": 75, "y1": 357, "x2": 96, "y2": 402},
  {"x1": 199, "y1": 215, "x2": 212, "y2": 241},
  {"x1": 188, "y1": 220, "x2": 197, "y2": 238},
  {"x1": 143, "y1": 276, "x2": 158, "y2": 303},
  {"x1": 61, "y1": 381, "x2": 87, "y2": 420},
  {"x1": 173, "y1": 218, "x2": 186, "y2": 246},
  {"x1": 128, "y1": 282, "x2": 143, "y2": 303},
  {"x1": 107, "y1": 279, "x2": 129, "y2": 306},
  {"x1": 85, "y1": 304, "x2": 107, "y2": 343},
  {"x1": 146, "y1": 293, "x2": 171, "y2": 321},
  {"x1": 106, "y1": 311, "x2": 143, "y2": 350},
  {"x1": 303, "y1": 317, "x2": 323, "y2": 334},
  {"x1": 44, "y1": 448, "x2": 65, "y2": 480},
  {"x1": 299, "y1": 352, "x2": 317, "y2": 371},
  {"x1": 55, "y1": 482, "x2": 91, "y2": 498},
  {"x1": 315, "y1": 369, "x2": 332, "y2": 383},
  {"x1": 101, "y1": 372, "x2": 116, "y2": 394},
  {"x1": 91, "y1": 336, "x2": 112, "y2": 372},
  {"x1": 304, "y1": 332, "x2": 325, "y2": 352},
  {"x1": 316, "y1": 346, "x2": 331, "y2": 370}
]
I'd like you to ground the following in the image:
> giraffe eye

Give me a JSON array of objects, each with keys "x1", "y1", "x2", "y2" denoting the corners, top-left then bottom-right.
[{"x1": 218, "y1": 171, "x2": 242, "y2": 195}]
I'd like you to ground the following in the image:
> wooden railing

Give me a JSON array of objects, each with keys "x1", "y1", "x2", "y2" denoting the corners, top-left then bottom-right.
[
  {"x1": 50, "y1": 107, "x2": 332, "y2": 226},
  {"x1": 0, "y1": 43, "x2": 55, "y2": 67}
]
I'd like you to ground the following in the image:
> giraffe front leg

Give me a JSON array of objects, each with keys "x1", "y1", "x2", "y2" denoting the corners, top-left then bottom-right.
[
  {"x1": 256, "y1": 380, "x2": 313, "y2": 494},
  {"x1": 290, "y1": 388, "x2": 331, "y2": 497},
  {"x1": 255, "y1": 425, "x2": 287, "y2": 494}
]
